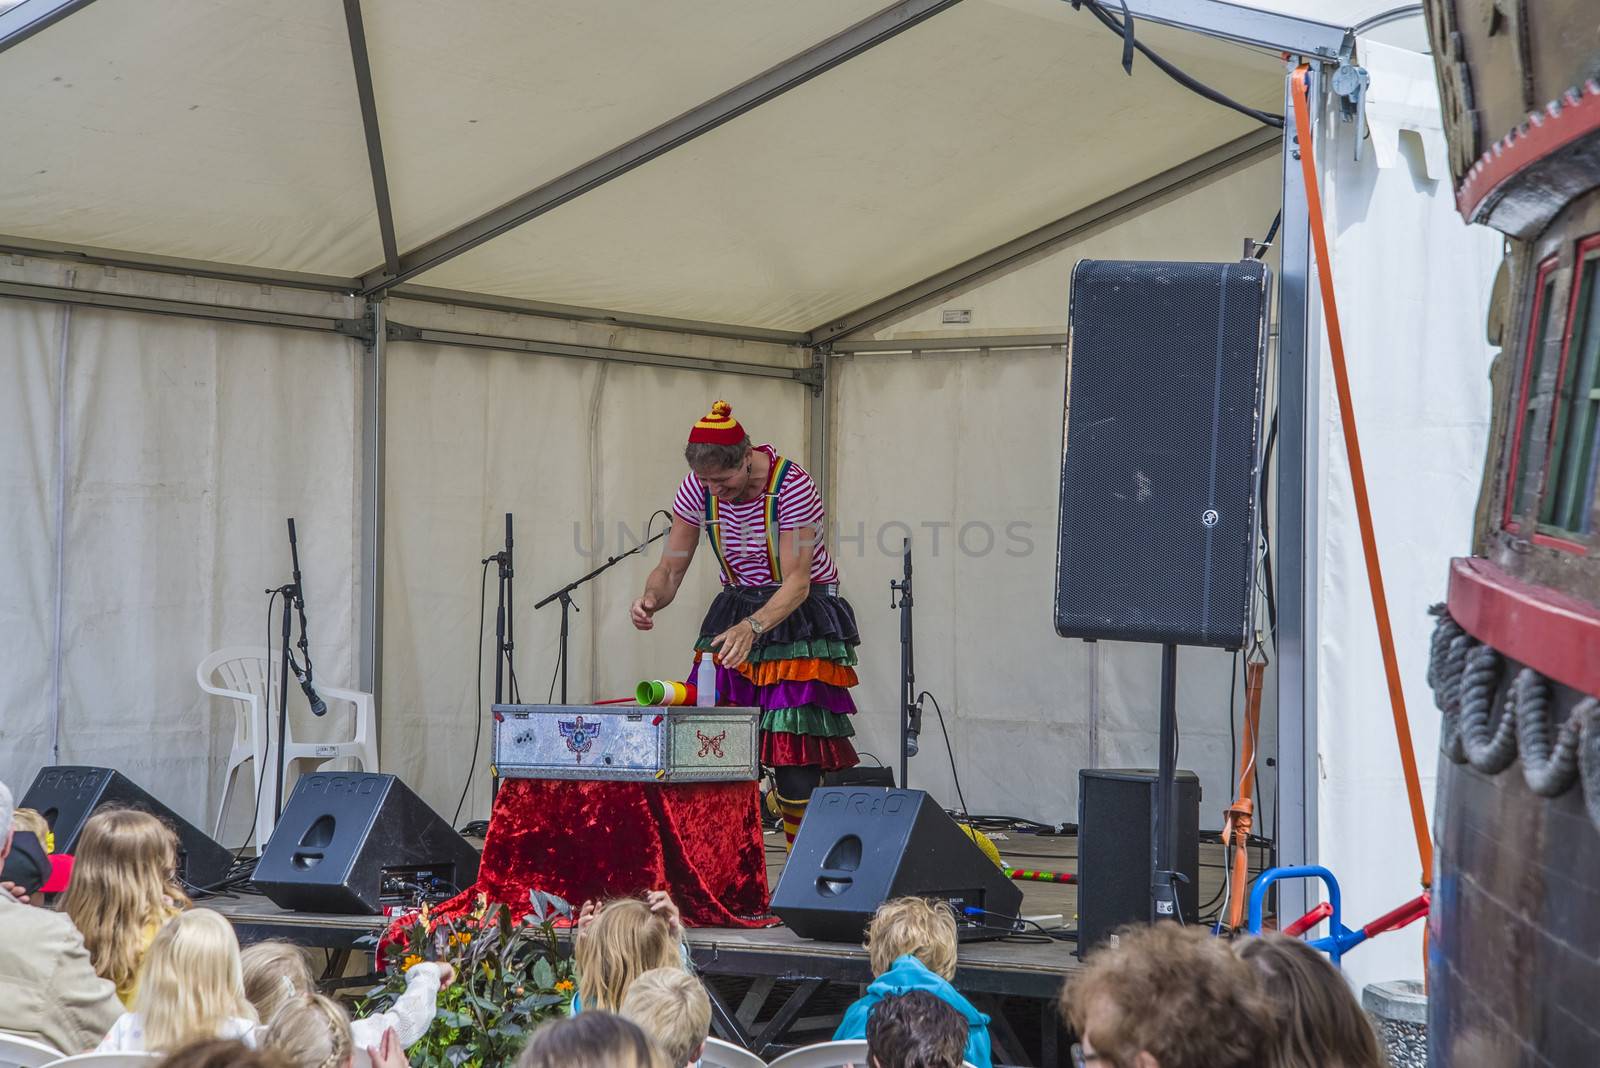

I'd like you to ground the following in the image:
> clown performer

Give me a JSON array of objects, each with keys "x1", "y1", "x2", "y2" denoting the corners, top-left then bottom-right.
[{"x1": 630, "y1": 401, "x2": 861, "y2": 849}]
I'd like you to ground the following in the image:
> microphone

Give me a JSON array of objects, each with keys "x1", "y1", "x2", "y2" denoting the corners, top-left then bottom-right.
[
  {"x1": 289, "y1": 659, "x2": 328, "y2": 717},
  {"x1": 905, "y1": 699, "x2": 922, "y2": 758}
]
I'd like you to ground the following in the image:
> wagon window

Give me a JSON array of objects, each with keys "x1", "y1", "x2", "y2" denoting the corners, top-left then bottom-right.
[
  {"x1": 1508, "y1": 261, "x2": 1560, "y2": 525},
  {"x1": 1540, "y1": 241, "x2": 1600, "y2": 535}
]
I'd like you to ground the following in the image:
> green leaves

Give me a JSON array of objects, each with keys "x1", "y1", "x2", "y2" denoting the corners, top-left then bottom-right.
[
  {"x1": 366, "y1": 895, "x2": 577, "y2": 1065},
  {"x1": 531, "y1": 957, "x2": 556, "y2": 989}
]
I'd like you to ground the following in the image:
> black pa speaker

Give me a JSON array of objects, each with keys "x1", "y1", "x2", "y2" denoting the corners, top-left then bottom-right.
[
  {"x1": 20, "y1": 765, "x2": 235, "y2": 890},
  {"x1": 1056, "y1": 259, "x2": 1270, "y2": 648},
  {"x1": 1077, "y1": 768, "x2": 1201, "y2": 958},
  {"x1": 771, "y1": 787, "x2": 1021, "y2": 943},
  {"x1": 252, "y1": 772, "x2": 479, "y2": 914}
]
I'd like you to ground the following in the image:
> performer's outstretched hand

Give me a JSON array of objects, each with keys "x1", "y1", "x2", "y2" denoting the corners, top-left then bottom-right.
[
  {"x1": 630, "y1": 594, "x2": 659, "y2": 631},
  {"x1": 711, "y1": 622, "x2": 754, "y2": 669},
  {"x1": 647, "y1": 889, "x2": 684, "y2": 940}
]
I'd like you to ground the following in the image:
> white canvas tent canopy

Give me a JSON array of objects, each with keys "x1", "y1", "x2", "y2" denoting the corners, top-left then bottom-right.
[{"x1": 0, "y1": 0, "x2": 1498, "y2": 990}]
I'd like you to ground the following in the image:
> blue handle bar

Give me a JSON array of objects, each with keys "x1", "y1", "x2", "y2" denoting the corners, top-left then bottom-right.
[{"x1": 1246, "y1": 864, "x2": 1364, "y2": 966}]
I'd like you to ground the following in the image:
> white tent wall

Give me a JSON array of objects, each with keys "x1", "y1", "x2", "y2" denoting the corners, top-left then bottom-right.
[
  {"x1": 379, "y1": 297, "x2": 810, "y2": 823},
  {"x1": 0, "y1": 255, "x2": 363, "y2": 841},
  {"x1": 831, "y1": 148, "x2": 1284, "y2": 832},
  {"x1": 0, "y1": 291, "x2": 63, "y2": 796},
  {"x1": 1308, "y1": 38, "x2": 1500, "y2": 993}
]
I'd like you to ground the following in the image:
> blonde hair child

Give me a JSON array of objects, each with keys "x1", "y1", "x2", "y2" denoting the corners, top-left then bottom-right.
[
  {"x1": 619, "y1": 967, "x2": 712, "y2": 1068},
  {"x1": 864, "y1": 896, "x2": 958, "y2": 979},
  {"x1": 97, "y1": 908, "x2": 257, "y2": 1052},
  {"x1": 10, "y1": 807, "x2": 50, "y2": 848},
  {"x1": 242, "y1": 939, "x2": 452, "y2": 1063},
  {"x1": 63, "y1": 806, "x2": 190, "y2": 1005},
  {"x1": 574, "y1": 893, "x2": 687, "y2": 1013},
  {"x1": 240, "y1": 941, "x2": 316, "y2": 1026}
]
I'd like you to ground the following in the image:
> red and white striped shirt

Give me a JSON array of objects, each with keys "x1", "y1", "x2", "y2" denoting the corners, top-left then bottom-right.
[{"x1": 672, "y1": 444, "x2": 840, "y2": 586}]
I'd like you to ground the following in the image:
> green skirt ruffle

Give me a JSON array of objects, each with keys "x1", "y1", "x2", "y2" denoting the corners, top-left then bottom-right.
[{"x1": 762, "y1": 706, "x2": 856, "y2": 738}]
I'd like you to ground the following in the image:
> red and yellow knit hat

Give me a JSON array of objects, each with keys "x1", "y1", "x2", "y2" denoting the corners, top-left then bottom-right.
[{"x1": 688, "y1": 400, "x2": 745, "y2": 445}]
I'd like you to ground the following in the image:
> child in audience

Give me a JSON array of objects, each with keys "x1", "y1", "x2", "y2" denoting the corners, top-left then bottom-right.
[
  {"x1": 1236, "y1": 934, "x2": 1386, "y2": 1068},
  {"x1": 98, "y1": 908, "x2": 258, "y2": 1053},
  {"x1": 158, "y1": 1038, "x2": 293, "y2": 1068},
  {"x1": 834, "y1": 897, "x2": 993, "y2": 1068},
  {"x1": 1061, "y1": 923, "x2": 1277, "y2": 1068},
  {"x1": 1, "y1": 806, "x2": 57, "y2": 901},
  {"x1": 867, "y1": 991, "x2": 968, "y2": 1068},
  {"x1": 618, "y1": 966, "x2": 711, "y2": 1068},
  {"x1": 241, "y1": 938, "x2": 453, "y2": 1060},
  {"x1": 63, "y1": 806, "x2": 189, "y2": 1005},
  {"x1": 11, "y1": 808, "x2": 51, "y2": 850},
  {"x1": 574, "y1": 892, "x2": 688, "y2": 1013},
  {"x1": 260, "y1": 993, "x2": 411, "y2": 1068},
  {"x1": 240, "y1": 941, "x2": 316, "y2": 1025},
  {"x1": 515, "y1": 1011, "x2": 657, "y2": 1068}
]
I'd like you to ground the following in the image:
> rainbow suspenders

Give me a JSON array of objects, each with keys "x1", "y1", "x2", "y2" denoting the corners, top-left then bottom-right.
[{"x1": 704, "y1": 455, "x2": 794, "y2": 585}]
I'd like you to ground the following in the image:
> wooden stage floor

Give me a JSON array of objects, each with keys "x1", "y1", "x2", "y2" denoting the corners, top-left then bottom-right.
[{"x1": 211, "y1": 824, "x2": 1260, "y2": 1010}]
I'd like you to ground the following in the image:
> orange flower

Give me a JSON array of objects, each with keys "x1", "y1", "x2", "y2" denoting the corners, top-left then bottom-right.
[
  {"x1": 554, "y1": 979, "x2": 575, "y2": 994},
  {"x1": 402, "y1": 954, "x2": 423, "y2": 970},
  {"x1": 449, "y1": 931, "x2": 473, "y2": 947}
]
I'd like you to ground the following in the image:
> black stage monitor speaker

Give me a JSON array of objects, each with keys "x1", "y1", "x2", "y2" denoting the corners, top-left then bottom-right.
[
  {"x1": 771, "y1": 787, "x2": 1022, "y2": 943},
  {"x1": 252, "y1": 773, "x2": 480, "y2": 915},
  {"x1": 1056, "y1": 259, "x2": 1270, "y2": 648},
  {"x1": 21, "y1": 765, "x2": 235, "y2": 891},
  {"x1": 1077, "y1": 768, "x2": 1201, "y2": 958}
]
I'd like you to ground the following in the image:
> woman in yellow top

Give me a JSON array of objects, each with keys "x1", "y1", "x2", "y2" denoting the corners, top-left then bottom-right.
[{"x1": 62, "y1": 807, "x2": 189, "y2": 1005}]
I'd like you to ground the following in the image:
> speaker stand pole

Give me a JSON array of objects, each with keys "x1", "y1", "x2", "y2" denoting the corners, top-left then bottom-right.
[
  {"x1": 890, "y1": 540, "x2": 916, "y2": 789},
  {"x1": 1151, "y1": 642, "x2": 1181, "y2": 922},
  {"x1": 483, "y1": 513, "x2": 515, "y2": 803},
  {"x1": 273, "y1": 583, "x2": 295, "y2": 827}
]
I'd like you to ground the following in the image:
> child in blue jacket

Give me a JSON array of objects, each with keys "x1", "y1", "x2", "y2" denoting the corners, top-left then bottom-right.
[{"x1": 833, "y1": 898, "x2": 992, "y2": 1068}]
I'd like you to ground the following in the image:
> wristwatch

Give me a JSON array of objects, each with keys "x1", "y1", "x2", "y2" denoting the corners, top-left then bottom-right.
[{"x1": 745, "y1": 616, "x2": 766, "y2": 636}]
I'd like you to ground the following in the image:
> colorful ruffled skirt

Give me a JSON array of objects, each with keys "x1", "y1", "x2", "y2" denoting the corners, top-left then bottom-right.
[{"x1": 692, "y1": 585, "x2": 860, "y2": 771}]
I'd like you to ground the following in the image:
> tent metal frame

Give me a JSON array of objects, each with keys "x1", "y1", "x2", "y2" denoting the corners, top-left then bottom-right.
[
  {"x1": 342, "y1": 0, "x2": 399, "y2": 278},
  {"x1": 0, "y1": 0, "x2": 1340, "y2": 877},
  {"x1": 1272, "y1": 62, "x2": 1319, "y2": 921},
  {"x1": 0, "y1": 0, "x2": 98, "y2": 57}
]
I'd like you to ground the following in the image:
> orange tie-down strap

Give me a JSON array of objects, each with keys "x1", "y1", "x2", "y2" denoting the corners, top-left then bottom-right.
[{"x1": 1290, "y1": 66, "x2": 1432, "y2": 886}]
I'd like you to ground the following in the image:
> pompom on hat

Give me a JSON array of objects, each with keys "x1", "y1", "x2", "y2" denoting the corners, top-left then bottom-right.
[{"x1": 688, "y1": 400, "x2": 746, "y2": 445}]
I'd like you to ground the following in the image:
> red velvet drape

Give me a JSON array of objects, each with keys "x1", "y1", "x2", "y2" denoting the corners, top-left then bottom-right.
[{"x1": 416, "y1": 777, "x2": 775, "y2": 932}]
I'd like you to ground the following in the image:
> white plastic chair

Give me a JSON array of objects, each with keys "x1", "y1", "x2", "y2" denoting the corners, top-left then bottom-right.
[
  {"x1": 765, "y1": 1041, "x2": 869, "y2": 1068},
  {"x1": 198, "y1": 646, "x2": 378, "y2": 847},
  {"x1": 702, "y1": 1037, "x2": 767, "y2": 1068},
  {"x1": 40, "y1": 1055, "x2": 160, "y2": 1068},
  {"x1": 0, "y1": 1032, "x2": 66, "y2": 1068}
]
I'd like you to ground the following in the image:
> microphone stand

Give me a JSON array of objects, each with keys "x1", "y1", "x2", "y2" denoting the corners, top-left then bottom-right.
[
  {"x1": 889, "y1": 539, "x2": 919, "y2": 789},
  {"x1": 266, "y1": 518, "x2": 317, "y2": 827},
  {"x1": 535, "y1": 513, "x2": 672, "y2": 705},
  {"x1": 481, "y1": 514, "x2": 516, "y2": 800}
]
